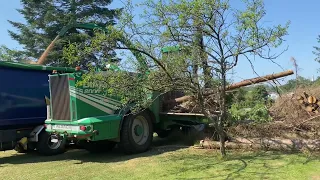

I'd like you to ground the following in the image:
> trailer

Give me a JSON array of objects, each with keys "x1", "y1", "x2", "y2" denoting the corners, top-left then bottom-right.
[
  {"x1": 0, "y1": 61, "x2": 76, "y2": 155},
  {"x1": 43, "y1": 23, "x2": 294, "y2": 154}
]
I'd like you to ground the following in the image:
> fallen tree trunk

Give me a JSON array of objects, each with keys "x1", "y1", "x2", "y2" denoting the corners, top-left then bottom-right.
[
  {"x1": 197, "y1": 137, "x2": 320, "y2": 151},
  {"x1": 165, "y1": 70, "x2": 294, "y2": 105},
  {"x1": 225, "y1": 70, "x2": 294, "y2": 91}
]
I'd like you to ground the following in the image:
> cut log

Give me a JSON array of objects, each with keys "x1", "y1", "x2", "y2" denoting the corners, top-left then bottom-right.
[
  {"x1": 165, "y1": 70, "x2": 294, "y2": 105},
  {"x1": 225, "y1": 70, "x2": 294, "y2": 91},
  {"x1": 198, "y1": 137, "x2": 320, "y2": 151},
  {"x1": 198, "y1": 140, "x2": 262, "y2": 150}
]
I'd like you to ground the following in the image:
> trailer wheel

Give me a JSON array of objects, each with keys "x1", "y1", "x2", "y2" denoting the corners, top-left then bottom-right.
[
  {"x1": 119, "y1": 111, "x2": 153, "y2": 154},
  {"x1": 82, "y1": 140, "x2": 117, "y2": 153},
  {"x1": 36, "y1": 132, "x2": 66, "y2": 156}
]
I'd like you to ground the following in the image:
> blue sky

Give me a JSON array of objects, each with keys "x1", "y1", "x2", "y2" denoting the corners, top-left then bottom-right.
[{"x1": 0, "y1": 0, "x2": 319, "y2": 84}]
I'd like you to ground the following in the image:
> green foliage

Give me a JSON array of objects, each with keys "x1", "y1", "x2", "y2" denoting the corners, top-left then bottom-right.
[
  {"x1": 0, "y1": 45, "x2": 29, "y2": 62},
  {"x1": 228, "y1": 85, "x2": 272, "y2": 124},
  {"x1": 7, "y1": 0, "x2": 121, "y2": 66},
  {"x1": 249, "y1": 85, "x2": 269, "y2": 102},
  {"x1": 75, "y1": 69, "x2": 154, "y2": 113},
  {"x1": 229, "y1": 102, "x2": 272, "y2": 123},
  {"x1": 313, "y1": 34, "x2": 320, "y2": 67},
  {"x1": 312, "y1": 76, "x2": 320, "y2": 86},
  {"x1": 62, "y1": 0, "x2": 289, "y2": 111},
  {"x1": 278, "y1": 76, "x2": 313, "y2": 93},
  {"x1": 61, "y1": 0, "x2": 289, "y2": 156}
]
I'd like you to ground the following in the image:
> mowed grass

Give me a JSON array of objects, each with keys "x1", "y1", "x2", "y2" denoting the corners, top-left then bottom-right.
[{"x1": 0, "y1": 137, "x2": 319, "y2": 180}]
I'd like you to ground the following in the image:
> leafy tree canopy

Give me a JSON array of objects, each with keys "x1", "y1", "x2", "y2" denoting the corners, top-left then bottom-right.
[
  {"x1": 63, "y1": 0, "x2": 289, "y2": 156},
  {"x1": 0, "y1": 45, "x2": 29, "y2": 62},
  {"x1": 8, "y1": 0, "x2": 122, "y2": 67}
]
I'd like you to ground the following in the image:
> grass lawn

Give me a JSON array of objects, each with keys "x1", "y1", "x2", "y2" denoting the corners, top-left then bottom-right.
[{"x1": 0, "y1": 138, "x2": 319, "y2": 180}]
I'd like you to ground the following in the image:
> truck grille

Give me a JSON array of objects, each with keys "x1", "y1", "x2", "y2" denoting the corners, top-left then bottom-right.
[{"x1": 49, "y1": 75, "x2": 71, "y2": 120}]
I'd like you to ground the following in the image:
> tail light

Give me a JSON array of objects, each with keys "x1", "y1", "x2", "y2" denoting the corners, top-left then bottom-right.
[{"x1": 80, "y1": 126, "x2": 86, "y2": 131}]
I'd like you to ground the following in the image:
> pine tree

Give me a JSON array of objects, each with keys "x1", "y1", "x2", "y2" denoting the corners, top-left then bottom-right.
[{"x1": 8, "y1": 0, "x2": 121, "y2": 67}]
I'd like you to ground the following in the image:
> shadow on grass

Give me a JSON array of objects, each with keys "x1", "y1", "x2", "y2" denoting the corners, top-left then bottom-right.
[
  {"x1": 159, "y1": 150, "x2": 320, "y2": 180},
  {"x1": 1, "y1": 132, "x2": 319, "y2": 180},
  {"x1": 0, "y1": 134, "x2": 195, "y2": 166}
]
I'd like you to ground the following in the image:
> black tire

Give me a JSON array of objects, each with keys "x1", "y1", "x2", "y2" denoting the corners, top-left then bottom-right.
[
  {"x1": 36, "y1": 132, "x2": 66, "y2": 156},
  {"x1": 118, "y1": 111, "x2": 153, "y2": 154},
  {"x1": 82, "y1": 140, "x2": 117, "y2": 153}
]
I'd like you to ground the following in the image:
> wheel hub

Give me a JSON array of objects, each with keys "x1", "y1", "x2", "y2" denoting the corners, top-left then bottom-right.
[
  {"x1": 131, "y1": 115, "x2": 149, "y2": 145},
  {"x1": 134, "y1": 125, "x2": 143, "y2": 136},
  {"x1": 47, "y1": 134, "x2": 61, "y2": 150}
]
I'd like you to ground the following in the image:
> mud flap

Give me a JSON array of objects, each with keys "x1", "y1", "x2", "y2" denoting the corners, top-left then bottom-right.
[
  {"x1": 14, "y1": 137, "x2": 28, "y2": 153},
  {"x1": 19, "y1": 137, "x2": 28, "y2": 150}
]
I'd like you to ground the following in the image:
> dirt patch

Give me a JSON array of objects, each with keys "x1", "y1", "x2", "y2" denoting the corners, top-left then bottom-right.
[{"x1": 312, "y1": 175, "x2": 320, "y2": 180}]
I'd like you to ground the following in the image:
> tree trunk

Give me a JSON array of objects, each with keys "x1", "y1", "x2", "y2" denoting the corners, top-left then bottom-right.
[
  {"x1": 194, "y1": 15, "x2": 211, "y2": 88},
  {"x1": 210, "y1": 116, "x2": 227, "y2": 156},
  {"x1": 219, "y1": 61, "x2": 227, "y2": 156},
  {"x1": 217, "y1": 118, "x2": 226, "y2": 156}
]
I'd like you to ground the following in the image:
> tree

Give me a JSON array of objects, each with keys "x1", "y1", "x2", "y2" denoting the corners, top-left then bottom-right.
[
  {"x1": 250, "y1": 85, "x2": 268, "y2": 102},
  {"x1": 64, "y1": 0, "x2": 289, "y2": 156},
  {"x1": 0, "y1": 45, "x2": 28, "y2": 62},
  {"x1": 7, "y1": 0, "x2": 122, "y2": 67},
  {"x1": 279, "y1": 76, "x2": 313, "y2": 93},
  {"x1": 313, "y1": 35, "x2": 320, "y2": 67}
]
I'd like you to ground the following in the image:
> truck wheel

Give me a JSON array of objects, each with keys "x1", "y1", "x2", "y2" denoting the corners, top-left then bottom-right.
[
  {"x1": 36, "y1": 132, "x2": 66, "y2": 156},
  {"x1": 119, "y1": 111, "x2": 153, "y2": 154},
  {"x1": 83, "y1": 140, "x2": 117, "y2": 153}
]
